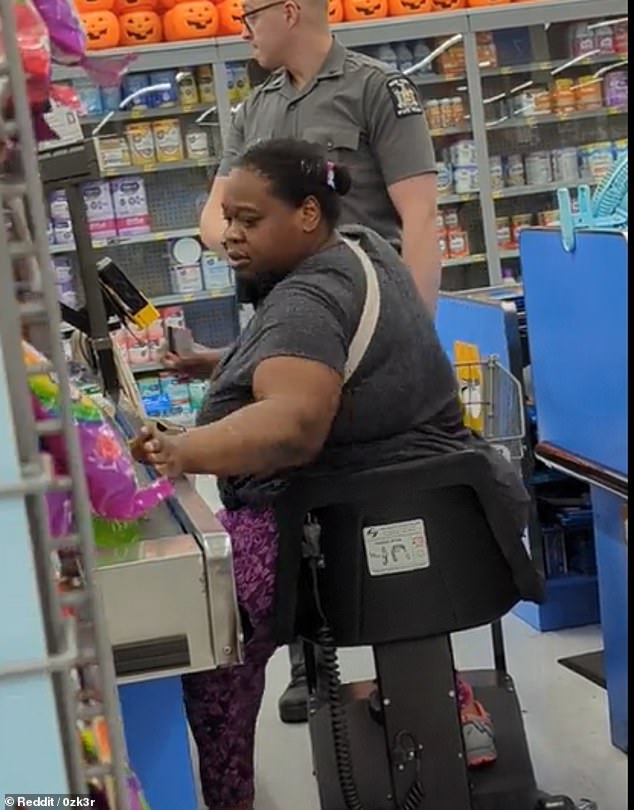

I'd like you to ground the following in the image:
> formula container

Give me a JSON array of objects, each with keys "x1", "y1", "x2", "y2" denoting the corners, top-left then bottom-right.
[
  {"x1": 49, "y1": 189, "x2": 70, "y2": 222},
  {"x1": 122, "y1": 73, "x2": 150, "y2": 108},
  {"x1": 425, "y1": 100, "x2": 441, "y2": 131},
  {"x1": 551, "y1": 79, "x2": 575, "y2": 114},
  {"x1": 233, "y1": 63, "x2": 251, "y2": 102},
  {"x1": 448, "y1": 229, "x2": 469, "y2": 258},
  {"x1": 111, "y1": 177, "x2": 151, "y2": 237},
  {"x1": 452, "y1": 96, "x2": 465, "y2": 125},
  {"x1": 53, "y1": 220, "x2": 75, "y2": 246},
  {"x1": 603, "y1": 71, "x2": 628, "y2": 108},
  {"x1": 46, "y1": 218, "x2": 55, "y2": 246},
  {"x1": 126, "y1": 122, "x2": 156, "y2": 166},
  {"x1": 101, "y1": 85, "x2": 122, "y2": 113},
  {"x1": 520, "y1": 87, "x2": 551, "y2": 116},
  {"x1": 152, "y1": 118, "x2": 184, "y2": 163},
  {"x1": 137, "y1": 376, "x2": 162, "y2": 399},
  {"x1": 438, "y1": 232, "x2": 449, "y2": 261},
  {"x1": 568, "y1": 22, "x2": 596, "y2": 58},
  {"x1": 440, "y1": 98, "x2": 453, "y2": 129},
  {"x1": 584, "y1": 142, "x2": 615, "y2": 182},
  {"x1": 160, "y1": 306, "x2": 186, "y2": 329},
  {"x1": 201, "y1": 252, "x2": 233, "y2": 291},
  {"x1": 149, "y1": 70, "x2": 178, "y2": 108},
  {"x1": 593, "y1": 24, "x2": 615, "y2": 55},
  {"x1": 551, "y1": 147, "x2": 579, "y2": 183},
  {"x1": 505, "y1": 154, "x2": 526, "y2": 187},
  {"x1": 489, "y1": 156, "x2": 504, "y2": 191},
  {"x1": 96, "y1": 136, "x2": 132, "y2": 171},
  {"x1": 188, "y1": 380, "x2": 208, "y2": 411},
  {"x1": 525, "y1": 151, "x2": 552, "y2": 186},
  {"x1": 74, "y1": 78, "x2": 103, "y2": 115},
  {"x1": 170, "y1": 265, "x2": 203, "y2": 294},
  {"x1": 436, "y1": 162, "x2": 453, "y2": 196},
  {"x1": 453, "y1": 165, "x2": 478, "y2": 194},
  {"x1": 82, "y1": 181, "x2": 117, "y2": 240},
  {"x1": 614, "y1": 21, "x2": 628, "y2": 55},
  {"x1": 196, "y1": 65, "x2": 216, "y2": 104},
  {"x1": 575, "y1": 75, "x2": 603, "y2": 111},
  {"x1": 176, "y1": 69, "x2": 199, "y2": 106},
  {"x1": 450, "y1": 139, "x2": 476, "y2": 167},
  {"x1": 614, "y1": 139, "x2": 628, "y2": 161},
  {"x1": 443, "y1": 208, "x2": 459, "y2": 231},
  {"x1": 538, "y1": 209, "x2": 559, "y2": 227},
  {"x1": 511, "y1": 214, "x2": 532, "y2": 246},
  {"x1": 496, "y1": 216, "x2": 512, "y2": 249},
  {"x1": 185, "y1": 127, "x2": 209, "y2": 160}
]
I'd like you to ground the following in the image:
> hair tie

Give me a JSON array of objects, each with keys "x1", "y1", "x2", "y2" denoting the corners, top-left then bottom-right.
[{"x1": 326, "y1": 160, "x2": 336, "y2": 190}]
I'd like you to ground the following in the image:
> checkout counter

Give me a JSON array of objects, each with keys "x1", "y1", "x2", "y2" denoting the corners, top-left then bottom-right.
[
  {"x1": 520, "y1": 227, "x2": 628, "y2": 755},
  {"x1": 94, "y1": 424, "x2": 243, "y2": 810}
]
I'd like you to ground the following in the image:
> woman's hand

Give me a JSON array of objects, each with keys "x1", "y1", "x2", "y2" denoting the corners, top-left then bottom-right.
[{"x1": 132, "y1": 425, "x2": 184, "y2": 479}]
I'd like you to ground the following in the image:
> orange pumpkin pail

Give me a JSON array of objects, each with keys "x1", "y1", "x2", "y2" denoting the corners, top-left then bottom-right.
[
  {"x1": 163, "y1": 0, "x2": 219, "y2": 40},
  {"x1": 433, "y1": 0, "x2": 466, "y2": 10},
  {"x1": 388, "y1": 0, "x2": 434, "y2": 17},
  {"x1": 81, "y1": 10, "x2": 120, "y2": 49},
  {"x1": 328, "y1": 0, "x2": 343, "y2": 24},
  {"x1": 75, "y1": 0, "x2": 115, "y2": 13},
  {"x1": 217, "y1": 0, "x2": 243, "y2": 35},
  {"x1": 118, "y1": 10, "x2": 163, "y2": 44},
  {"x1": 113, "y1": 0, "x2": 157, "y2": 14},
  {"x1": 343, "y1": 0, "x2": 387, "y2": 22}
]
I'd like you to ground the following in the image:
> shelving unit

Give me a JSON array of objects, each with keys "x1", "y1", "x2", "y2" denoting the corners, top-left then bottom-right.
[{"x1": 0, "y1": 0, "x2": 132, "y2": 803}]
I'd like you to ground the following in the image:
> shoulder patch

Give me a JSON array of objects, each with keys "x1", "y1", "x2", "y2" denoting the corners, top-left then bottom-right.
[{"x1": 385, "y1": 76, "x2": 423, "y2": 118}]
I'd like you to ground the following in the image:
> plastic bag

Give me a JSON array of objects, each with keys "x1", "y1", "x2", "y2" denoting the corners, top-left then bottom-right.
[
  {"x1": 0, "y1": 0, "x2": 51, "y2": 109},
  {"x1": 23, "y1": 342, "x2": 174, "y2": 539},
  {"x1": 31, "y1": 0, "x2": 86, "y2": 64}
]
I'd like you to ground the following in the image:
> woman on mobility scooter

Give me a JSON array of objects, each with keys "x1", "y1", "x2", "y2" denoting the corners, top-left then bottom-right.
[{"x1": 133, "y1": 138, "x2": 530, "y2": 810}]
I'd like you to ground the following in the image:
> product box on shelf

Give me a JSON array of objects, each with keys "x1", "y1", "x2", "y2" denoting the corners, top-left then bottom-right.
[
  {"x1": 82, "y1": 181, "x2": 117, "y2": 241},
  {"x1": 111, "y1": 176, "x2": 151, "y2": 237}
]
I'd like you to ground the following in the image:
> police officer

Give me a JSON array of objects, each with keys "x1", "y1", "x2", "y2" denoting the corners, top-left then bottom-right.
[{"x1": 198, "y1": 0, "x2": 443, "y2": 728}]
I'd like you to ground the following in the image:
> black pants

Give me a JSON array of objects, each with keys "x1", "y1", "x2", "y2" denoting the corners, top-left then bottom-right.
[{"x1": 288, "y1": 638, "x2": 306, "y2": 678}]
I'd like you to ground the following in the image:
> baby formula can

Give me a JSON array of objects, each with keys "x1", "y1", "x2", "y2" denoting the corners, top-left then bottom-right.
[
  {"x1": 551, "y1": 147, "x2": 579, "y2": 183},
  {"x1": 443, "y1": 208, "x2": 460, "y2": 231},
  {"x1": 440, "y1": 98, "x2": 454, "y2": 129},
  {"x1": 603, "y1": 71, "x2": 628, "y2": 108},
  {"x1": 525, "y1": 151, "x2": 552, "y2": 186},
  {"x1": 436, "y1": 162, "x2": 453, "y2": 196},
  {"x1": 176, "y1": 69, "x2": 200, "y2": 107},
  {"x1": 505, "y1": 154, "x2": 525, "y2": 187},
  {"x1": 450, "y1": 139, "x2": 477, "y2": 167},
  {"x1": 586, "y1": 141, "x2": 615, "y2": 181},
  {"x1": 613, "y1": 139, "x2": 628, "y2": 162},
  {"x1": 496, "y1": 216, "x2": 511, "y2": 249},
  {"x1": 126, "y1": 122, "x2": 156, "y2": 166},
  {"x1": 538, "y1": 209, "x2": 560, "y2": 227},
  {"x1": 122, "y1": 73, "x2": 150, "y2": 108},
  {"x1": 451, "y1": 96, "x2": 465, "y2": 125},
  {"x1": 453, "y1": 165, "x2": 478, "y2": 194},
  {"x1": 185, "y1": 127, "x2": 210, "y2": 160},
  {"x1": 149, "y1": 70, "x2": 178, "y2": 108},
  {"x1": 511, "y1": 214, "x2": 532, "y2": 245},
  {"x1": 100, "y1": 85, "x2": 122, "y2": 113},
  {"x1": 425, "y1": 100, "x2": 441, "y2": 131},
  {"x1": 575, "y1": 75, "x2": 603, "y2": 111},
  {"x1": 448, "y1": 229, "x2": 469, "y2": 258},
  {"x1": 438, "y1": 232, "x2": 449, "y2": 260},
  {"x1": 74, "y1": 78, "x2": 103, "y2": 115},
  {"x1": 152, "y1": 119, "x2": 184, "y2": 163},
  {"x1": 196, "y1": 65, "x2": 216, "y2": 104},
  {"x1": 489, "y1": 156, "x2": 504, "y2": 191}
]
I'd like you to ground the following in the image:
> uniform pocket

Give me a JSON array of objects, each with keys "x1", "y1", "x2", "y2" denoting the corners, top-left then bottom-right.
[{"x1": 303, "y1": 125, "x2": 361, "y2": 157}]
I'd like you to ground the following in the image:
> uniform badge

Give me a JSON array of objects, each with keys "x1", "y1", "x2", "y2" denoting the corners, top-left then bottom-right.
[{"x1": 386, "y1": 76, "x2": 423, "y2": 118}]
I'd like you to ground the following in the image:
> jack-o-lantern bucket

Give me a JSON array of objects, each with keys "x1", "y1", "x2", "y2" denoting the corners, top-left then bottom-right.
[
  {"x1": 328, "y1": 0, "x2": 343, "y2": 23},
  {"x1": 81, "y1": 10, "x2": 120, "y2": 49},
  {"x1": 75, "y1": 0, "x2": 115, "y2": 13},
  {"x1": 388, "y1": 0, "x2": 434, "y2": 16},
  {"x1": 119, "y1": 10, "x2": 163, "y2": 44},
  {"x1": 343, "y1": 0, "x2": 387, "y2": 22},
  {"x1": 114, "y1": 0, "x2": 156, "y2": 14},
  {"x1": 217, "y1": 0, "x2": 243, "y2": 35},
  {"x1": 433, "y1": 0, "x2": 466, "y2": 10},
  {"x1": 163, "y1": 0, "x2": 219, "y2": 40},
  {"x1": 467, "y1": 0, "x2": 511, "y2": 6}
]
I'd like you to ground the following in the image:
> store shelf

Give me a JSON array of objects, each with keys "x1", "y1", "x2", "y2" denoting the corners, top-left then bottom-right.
[
  {"x1": 492, "y1": 177, "x2": 599, "y2": 201},
  {"x1": 431, "y1": 124, "x2": 473, "y2": 138},
  {"x1": 153, "y1": 288, "x2": 235, "y2": 307},
  {"x1": 80, "y1": 103, "x2": 217, "y2": 127},
  {"x1": 50, "y1": 226, "x2": 201, "y2": 255},
  {"x1": 100, "y1": 156, "x2": 218, "y2": 178},
  {"x1": 414, "y1": 53, "x2": 627, "y2": 88},
  {"x1": 443, "y1": 253, "x2": 487, "y2": 269},
  {"x1": 130, "y1": 361, "x2": 163, "y2": 375},
  {"x1": 439, "y1": 192, "x2": 479, "y2": 205},
  {"x1": 467, "y1": 0, "x2": 627, "y2": 32},
  {"x1": 487, "y1": 105, "x2": 628, "y2": 132},
  {"x1": 500, "y1": 248, "x2": 520, "y2": 260}
]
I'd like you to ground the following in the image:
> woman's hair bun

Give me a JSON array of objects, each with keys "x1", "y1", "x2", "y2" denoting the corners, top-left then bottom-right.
[{"x1": 332, "y1": 163, "x2": 352, "y2": 197}]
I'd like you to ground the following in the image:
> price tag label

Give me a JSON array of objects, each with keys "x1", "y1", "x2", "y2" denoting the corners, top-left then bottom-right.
[{"x1": 364, "y1": 520, "x2": 430, "y2": 576}]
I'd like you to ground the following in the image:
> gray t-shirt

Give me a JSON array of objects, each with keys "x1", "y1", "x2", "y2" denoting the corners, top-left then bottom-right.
[{"x1": 198, "y1": 226, "x2": 470, "y2": 509}]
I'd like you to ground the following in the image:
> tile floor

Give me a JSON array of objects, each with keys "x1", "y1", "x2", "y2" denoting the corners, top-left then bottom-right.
[{"x1": 196, "y1": 476, "x2": 628, "y2": 810}]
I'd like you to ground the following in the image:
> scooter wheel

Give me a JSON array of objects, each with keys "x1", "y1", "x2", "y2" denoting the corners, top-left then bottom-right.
[{"x1": 536, "y1": 797, "x2": 576, "y2": 810}]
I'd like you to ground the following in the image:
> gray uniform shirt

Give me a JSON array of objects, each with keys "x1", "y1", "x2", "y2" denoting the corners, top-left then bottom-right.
[
  {"x1": 198, "y1": 226, "x2": 469, "y2": 510},
  {"x1": 218, "y1": 39, "x2": 436, "y2": 248}
]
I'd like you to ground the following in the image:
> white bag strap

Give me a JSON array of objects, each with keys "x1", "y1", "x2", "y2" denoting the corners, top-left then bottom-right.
[{"x1": 341, "y1": 236, "x2": 381, "y2": 384}]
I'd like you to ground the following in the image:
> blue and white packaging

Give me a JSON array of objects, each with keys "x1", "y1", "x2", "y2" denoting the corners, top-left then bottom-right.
[
  {"x1": 201, "y1": 251, "x2": 234, "y2": 292},
  {"x1": 149, "y1": 70, "x2": 178, "y2": 107}
]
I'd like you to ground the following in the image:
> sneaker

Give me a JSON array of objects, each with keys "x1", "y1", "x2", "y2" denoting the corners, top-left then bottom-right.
[
  {"x1": 461, "y1": 700, "x2": 497, "y2": 768},
  {"x1": 278, "y1": 674, "x2": 309, "y2": 724}
]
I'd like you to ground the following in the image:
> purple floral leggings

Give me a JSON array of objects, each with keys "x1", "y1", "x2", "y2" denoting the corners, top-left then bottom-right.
[{"x1": 181, "y1": 505, "x2": 474, "y2": 810}]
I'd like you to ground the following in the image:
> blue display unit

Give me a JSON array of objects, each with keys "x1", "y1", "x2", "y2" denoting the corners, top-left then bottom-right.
[
  {"x1": 521, "y1": 227, "x2": 628, "y2": 753},
  {"x1": 436, "y1": 288, "x2": 600, "y2": 631},
  {"x1": 119, "y1": 678, "x2": 199, "y2": 810}
]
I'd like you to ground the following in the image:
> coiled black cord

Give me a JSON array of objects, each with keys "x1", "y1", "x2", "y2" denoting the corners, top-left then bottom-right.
[{"x1": 304, "y1": 517, "x2": 425, "y2": 810}]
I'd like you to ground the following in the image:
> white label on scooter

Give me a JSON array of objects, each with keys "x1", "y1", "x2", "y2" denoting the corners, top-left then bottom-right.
[{"x1": 363, "y1": 519, "x2": 430, "y2": 576}]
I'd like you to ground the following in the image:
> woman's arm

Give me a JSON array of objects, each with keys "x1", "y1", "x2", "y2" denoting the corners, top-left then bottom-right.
[{"x1": 135, "y1": 356, "x2": 342, "y2": 478}]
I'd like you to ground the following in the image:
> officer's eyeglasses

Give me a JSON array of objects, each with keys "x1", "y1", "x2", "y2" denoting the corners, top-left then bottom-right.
[{"x1": 241, "y1": 0, "x2": 286, "y2": 33}]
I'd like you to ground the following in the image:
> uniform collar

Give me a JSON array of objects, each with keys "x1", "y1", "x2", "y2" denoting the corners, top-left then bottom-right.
[{"x1": 261, "y1": 37, "x2": 346, "y2": 95}]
